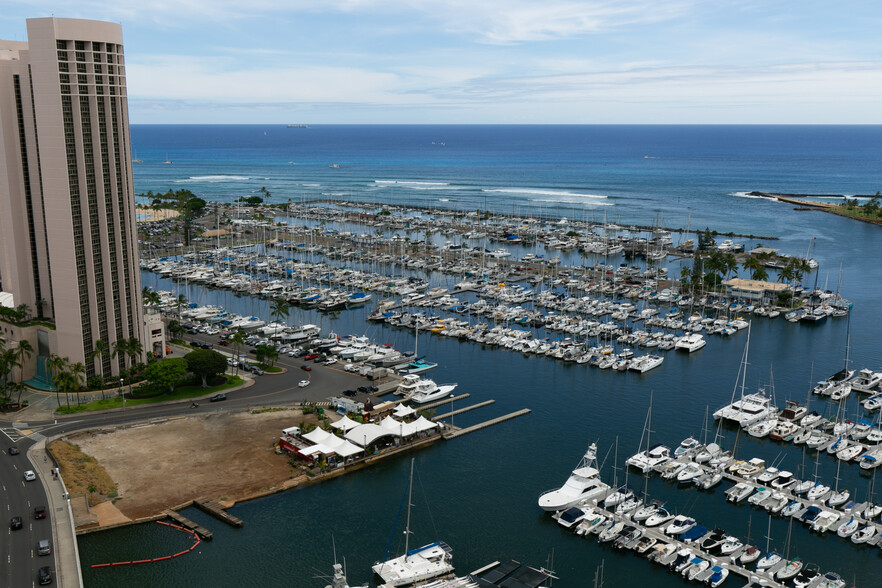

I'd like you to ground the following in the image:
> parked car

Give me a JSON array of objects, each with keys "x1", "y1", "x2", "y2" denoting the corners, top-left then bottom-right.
[
  {"x1": 304, "y1": 353, "x2": 320, "y2": 361},
  {"x1": 33, "y1": 506, "x2": 46, "y2": 519},
  {"x1": 217, "y1": 340, "x2": 229, "y2": 346},
  {"x1": 290, "y1": 349, "x2": 306, "y2": 358},
  {"x1": 38, "y1": 567, "x2": 52, "y2": 585},
  {"x1": 298, "y1": 380, "x2": 311, "y2": 388},
  {"x1": 251, "y1": 367, "x2": 264, "y2": 376},
  {"x1": 8, "y1": 446, "x2": 19, "y2": 455},
  {"x1": 343, "y1": 389, "x2": 357, "y2": 397},
  {"x1": 37, "y1": 539, "x2": 51, "y2": 556},
  {"x1": 209, "y1": 394, "x2": 227, "y2": 402},
  {"x1": 323, "y1": 358, "x2": 338, "y2": 365},
  {"x1": 10, "y1": 516, "x2": 22, "y2": 530},
  {"x1": 313, "y1": 354, "x2": 326, "y2": 363},
  {"x1": 24, "y1": 470, "x2": 36, "y2": 481},
  {"x1": 300, "y1": 365, "x2": 312, "y2": 372}
]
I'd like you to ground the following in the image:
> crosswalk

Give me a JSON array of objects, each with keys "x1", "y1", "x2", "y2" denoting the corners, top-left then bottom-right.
[
  {"x1": 0, "y1": 425, "x2": 47, "y2": 443},
  {"x1": 0, "y1": 426, "x2": 24, "y2": 442}
]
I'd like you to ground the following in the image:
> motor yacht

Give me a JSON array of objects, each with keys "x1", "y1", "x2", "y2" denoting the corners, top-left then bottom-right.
[
  {"x1": 756, "y1": 467, "x2": 780, "y2": 484},
  {"x1": 644, "y1": 508, "x2": 674, "y2": 528},
  {"x1": 538, "y1": 443, "x2": 610, "y2": 511},
  {"x1": 676, "y1": 463, "x2": 704, "y2": 484},
  {"x1": 747, "y1": 418, "x2": 777, "y2": 438},
  {"x1": 674, "y1": 437, "x2": 702, "y2": 457},
  {"x1": 806, "y1": 482, "x2": 831, "y2": 501},
  {"x1": 765, "y1": 492, "x2": 790, "y2": 513},
  {"x1": 782, "y1": 500, "x2": 804, "y2": 517},
  {"x1": 851, "y1": 368, "x2": 882, "y2": 393},
  {"x1": 771, "y1": 471, "x2": 796, "y2": 490},
  {"x1": 778, "y1": 400, "x2": 808, "y2": 422},
  {"x1": 684, "y1": 558, "x2": 709, "y2": 581},
  {"x1": 718, "y1": 536, "x2": 743, "y2": 556},
  {"x1": 696, "y1": 471, "x2": 723, "y2": 490},
  {"x1": 801, "y1": 411, "x2": 823, "y2": 427},
  {"x1": 792, "y1": 563, "x2": 820, "y2": 588},
  {"x1": 554, "y1": 506, "x2": 588, "y2": 529},
  {"x1": 769, "y1": 421, "x2": 799, "y2": 441},
  {"x1": 748, "y1": 487, "x2": 773, "y2": 506},
  {"x1": 664, "y1": 515, "x2": 696, "y2": 536},
  {"x1": 725, "y1": 482, "x2": 754, "y2": 503}
]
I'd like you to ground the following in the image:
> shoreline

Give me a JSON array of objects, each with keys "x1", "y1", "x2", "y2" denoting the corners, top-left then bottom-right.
[
  {"x1": 750, "y1": 191, "x2": 882, "y2": 227},
  {"x1": 136, "y1": 207, "x2": 180, "y2": 222}
]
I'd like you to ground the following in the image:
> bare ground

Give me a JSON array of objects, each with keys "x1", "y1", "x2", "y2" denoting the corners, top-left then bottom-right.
[{"x1": 68, "y1": 410, "x2": 318, "y2": 521}]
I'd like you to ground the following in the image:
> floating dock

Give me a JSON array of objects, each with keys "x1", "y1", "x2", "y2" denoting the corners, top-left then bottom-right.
[
  {"x1": 433, "y1": 400, "x2": 495, "y2": 420},
  {"x1": 193, "y1": 497, "x2": 244, "y2": 528},
  {"x1": 164, "y1": 509, "x2": 213, "y2": 540},
  {"x1": 443, "y1": 409, "x2": 531, "y2": 439}
]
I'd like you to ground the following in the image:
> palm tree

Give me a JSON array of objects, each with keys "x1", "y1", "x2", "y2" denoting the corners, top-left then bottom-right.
[
  {"x1": 175, "y1": 294, "x2": 188, "y2": 317},
  {"x1": 270, "y1": 299, "x2": 290, "y2": 327},
  {"x1": 15, "y1": 303, "x2": 31, "y2": 321},
  {"x1": 46, "y1": 354, "x2": 67, "y2": 407},
  {"x1": 35, "y1": 298, "x2": 48, "y2": 318},
  {"x1": 14, "y1": 340, "x2": 33, "y2": 384},
  {"x1": 112, "y1": 339, "x2": 129, "y2": 373},
  {"x1": 54, "y1": 368, "x2": 76, "y2": 409},
  {"x1": 89, "y1": 339, "x2": 110, "y2": 386},
  {"x1": 127, "y1": 338, "x2": 143, "y2": 371},
  {"x1": 0, "y1": 348, "x2": 17, "y2": 387},
  {"x1": 68, "y1": 361, "x2": 86, "y2": 405},
  {"x1": 229, "y1": 330, "x2": 246, "y2": 376},
  {"x1": 142, "y1": 288, "x2": 161, "y2": 312}
]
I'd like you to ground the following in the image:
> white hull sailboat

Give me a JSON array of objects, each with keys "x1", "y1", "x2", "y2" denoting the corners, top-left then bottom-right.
[{"x1": 372, "y1": 460, "x2": 454, "y2": 587}]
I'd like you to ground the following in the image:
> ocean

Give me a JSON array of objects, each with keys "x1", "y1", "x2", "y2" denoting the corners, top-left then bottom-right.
[{"x1": 80, "y1": 125, "x2": 882, "y2": 587}]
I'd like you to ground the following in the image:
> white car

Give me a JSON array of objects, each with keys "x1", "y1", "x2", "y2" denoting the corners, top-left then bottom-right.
[
  {"x1": 24, "y1": 470, "x2": 36, "y2": 481},
  {"x1": 323, "y1": 358, "x2": 338, "y2": 365},
  {"x1": 298, "y1": 379, "x2": 311, "y2": 388}
]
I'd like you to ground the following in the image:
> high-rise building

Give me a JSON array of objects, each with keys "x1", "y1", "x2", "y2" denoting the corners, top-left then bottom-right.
[{"x1": 0, "y1": 18, "x2": 159, "y2": 383}]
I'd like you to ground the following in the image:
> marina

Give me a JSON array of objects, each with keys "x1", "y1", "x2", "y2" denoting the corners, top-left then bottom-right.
[{"x1": 78, "y1": 124, "x2": 882, "y2": 587}]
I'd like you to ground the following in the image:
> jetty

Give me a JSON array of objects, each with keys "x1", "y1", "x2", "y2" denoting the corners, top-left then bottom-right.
[
  {"x1": 442, "y1": 409, "x2": 531, "y2": 440},
  {"x1": 434, "y1": 400, "x2": 496, "y2": 420},
  {"x1": 193, "y1": 497, "x2": 244, "y2": 528},
  {"x1": 164, "y1": 509, "x2": 213, "y2": 540}
]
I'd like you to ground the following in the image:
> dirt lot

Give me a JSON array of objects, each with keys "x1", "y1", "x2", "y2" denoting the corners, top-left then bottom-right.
[{"x1": 68, "y1": 410, "x2": 318, "y2": 520}]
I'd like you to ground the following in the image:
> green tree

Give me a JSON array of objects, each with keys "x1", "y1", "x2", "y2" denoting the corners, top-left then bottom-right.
[
  {"x1": 69, "y1": 361, "x2": 86, "y2": 405},
  {"x1": 127, "y1": 338, "x2": 144, "y2": 370},
  {"x1": 270, "y1": 299, "x2": 290, "y2": 326},
  {"x1": 175, "y1": 294, "x2": 188, "y2": 316},
  {"x1": 89, "y1": 339, "x2": 110, "y2": 386},
  {"x1": 54, "y1": 368, "x2": 77, "y2": 409},
  {"x1": 112, "y1": 339, "x2": 129, "y2": 372},
  {"x1": 167, "y1": 320, "x2": 185, "y2": 341},
  {"x1": 14, "y1": 340, "x2": 33, "y2": 384},
  {"x1": 229, "y1": 331, "x2": 246, "y2": 376},
  {"x1": 142, "y1": 287, "x2": 162, "y2": 311},
  {"x1": 184, "y1": 349, "x2": 228, "y2": 388},
  {"x1": 144, "y1": 358, "x2": 188, "y2": 393},
  {"x1": 255, "y1": 344, "x2": 279, "y2": 367},
  {"x1": 46, "y1": 354, "x2": 67, "y2": 406}
]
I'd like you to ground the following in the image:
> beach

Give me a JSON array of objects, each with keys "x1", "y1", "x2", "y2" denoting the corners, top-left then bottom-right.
[{"x1": 136, "y1": 206, "x2": 180, "y2": 222}]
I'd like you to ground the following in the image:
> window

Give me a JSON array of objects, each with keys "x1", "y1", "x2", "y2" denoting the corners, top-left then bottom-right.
[
  {"x1": 57, "y1": 50, "x2": 68, "y2": 61},
  {"x1": 58, "y1": 62, "x2": 69, "y2": 72},
  {"x1": 75, "y1": 41, "x2": 85, "y2": 50},
  {"x1": 76, "y1": 51, "x2": 86, "y2": 62},
  {"x1": 94, "y1": 64, "x2": 102, "y2": 73},
  {"x1": 77, "y1": 63, "x2": 86, "y2": 73},
  {"x1": 56, "y1": 40, "x2": 67, "y2": 50}
]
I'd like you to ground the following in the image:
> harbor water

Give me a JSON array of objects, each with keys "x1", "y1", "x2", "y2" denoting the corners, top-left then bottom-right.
[{"x1": 80, "y1": 125, "x2": 882, "y2": 586}]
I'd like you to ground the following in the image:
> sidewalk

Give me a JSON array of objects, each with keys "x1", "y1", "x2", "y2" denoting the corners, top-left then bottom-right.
[{"x1": 28, "y1": 439, "x2": 83, "y2": 588}]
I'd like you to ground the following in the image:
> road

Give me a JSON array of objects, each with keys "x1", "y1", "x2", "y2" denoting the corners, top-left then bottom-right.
[
  {"x1": 0, "y1": 335, "x2": 384, "y2": 587},
  {"x1": 0, "y1": 433, "x2": 54, "y2": 587}
]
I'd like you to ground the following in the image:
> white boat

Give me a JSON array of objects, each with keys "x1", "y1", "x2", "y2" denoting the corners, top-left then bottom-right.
[
  {"x1": 725, "y1": 482, "x2": 754, "y2": 503},
  {"x1": 747, "y1": 418, "x2": 777, "y2": 438},
  {"x1": 713, "y1": 392, "x2": 776, "y2": 427},
  {"x1": 410, "y1": 382, "x2": 457, "y2": 404},
  {"x1": 777, "y1": 559, "x2": 804, "y2": 581},
  {"x1": 675, "y1": 333, "x2": 706, "y2": 353},
  {"x1": 538, "y1": 443, "x2": 609, "y2": 511},
  {"x1": 396, "y1": 374, "x2": 458, "y2": 404},
  {"x1": 628, "y1": 354, "x2": 664, "y2": 372},
  {"x1": 626, "y1": 444, "x2": 671, "y2": 473},
  {"x1": 664, "y1": 515, "x2": 696, "y2": 536},
  {"x1": 372, "y1": 460, "x2": 454, "y2": 586},
  {"x1": 849, "y1": 367, "x2": 882, "y2": 393},
  {"x1": 851, "y1": 524, "x2": 877, "y2": 544}
]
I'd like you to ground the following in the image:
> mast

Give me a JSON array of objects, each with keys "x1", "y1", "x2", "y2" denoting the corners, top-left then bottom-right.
[{"x1": 404, "y1": 458, "x2": 414, "y2": 557}]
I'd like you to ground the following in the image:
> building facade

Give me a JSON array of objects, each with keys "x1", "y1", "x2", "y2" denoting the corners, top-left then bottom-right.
[{"x1": 0, "y1": 18, "x2": 147, "y2": 380}]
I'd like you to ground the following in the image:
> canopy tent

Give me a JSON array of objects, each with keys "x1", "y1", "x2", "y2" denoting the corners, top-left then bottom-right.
[
  {"x1": 393, "y1": 404, "x2": 417, "y2": 418},
  {"x1": 330, "y1": 415, "x2": 361, "y2": 432},
  {"x1": 380, "y1": 415, "x2": 419, "y2": 437},
  {"x1": 345, "y1": 423, "x2": 399, "y2": 447},
  {"x1": 300, "y1": 428, "x2": 363, "y2": 458},
  {"x1": 411, "y1": 415, "x2": 439, "y2": 433}
]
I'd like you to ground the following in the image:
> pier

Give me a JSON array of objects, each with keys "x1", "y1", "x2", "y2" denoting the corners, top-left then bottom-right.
[
  {"x1": 433, "y1": 400, "x2": 496, "y2": 420},
  {"x1": 442, "y1": 409, "x2": 531, "y2": 439},
  {"x1": 193, "y1": 497, "x2": 244, "y2": 528},
  {"x1": 164, "y1": 509, "x2": 213, "y2": 540}
]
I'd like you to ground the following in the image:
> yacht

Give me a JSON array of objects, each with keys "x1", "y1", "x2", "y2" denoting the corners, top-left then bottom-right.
[
  {"x1": 396, "y1": 374, "x2": 457, "y2": 404},
  {"x1": 851, "y1": 368, "x2": 882, "y2": 393},
  {"x1": 629, "y1": 354, "x2": 664, "y2": 373},
  {"x1": 675, "y1": 333, "x2": 706, "y2": 353},
  {"x1": 538, "y1": 443, "x2": 610, "y2": 511},
  {"x1": 713, "y1": 392, "x2": 776, "y2": 427},
  {"x1": 626, "y1": 444, "x2": 671, "y2": 473}
]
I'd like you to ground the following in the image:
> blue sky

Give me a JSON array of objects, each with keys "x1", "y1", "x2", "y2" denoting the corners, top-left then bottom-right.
[{"x1": 3, "y1": 1, "x2": 882, "y2": 124}]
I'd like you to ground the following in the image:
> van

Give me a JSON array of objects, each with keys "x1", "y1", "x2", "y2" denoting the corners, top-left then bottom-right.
[{"x1": 37, "y1": 539, "x2": 51, "y2": 556}]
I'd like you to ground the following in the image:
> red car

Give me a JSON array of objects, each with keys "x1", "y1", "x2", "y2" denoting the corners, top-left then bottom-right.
[
  {"x1": 303, "y1": 353, "x2": 320, "y2": 360},
  {"x1": 300, "y1": 365, "x2": 312, "y2": 372}
]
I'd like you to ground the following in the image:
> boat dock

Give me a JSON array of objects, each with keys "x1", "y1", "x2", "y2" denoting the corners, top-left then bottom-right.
[
  {"x1": 193, "y1": 497, "x2": 244, "y2": 528},
  {"x1": 569, "y1": 497, "x2": 793, "y2": 588},
  {"x1": 442, "y1": 409, "x2": 531, "y2": 440},
  {"x1": 433, "y1": 400, "x2": 495, "y2": 420},
  {"x1": 164, "y1": 509, "x2": 213, "y2": 540}
]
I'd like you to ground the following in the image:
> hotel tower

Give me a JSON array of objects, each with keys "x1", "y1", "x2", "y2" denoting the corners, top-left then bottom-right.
[{"x1": 0, "y1": 18, "x2": 158, "y2": 382}]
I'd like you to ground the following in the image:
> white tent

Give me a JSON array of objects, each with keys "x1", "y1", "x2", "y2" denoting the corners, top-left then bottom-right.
[
  {"x1": 380, "y1": 415, "x2": 418, "y2": 437},
  {"x1": 300, "y1": 428, "x2": 363, "y2": 458},
  {"x1": 411, "y1": 415, "x2": 439, "y2": 433},
  {"x1": 330, "y1": 415, "x2": 361, "y2": 432},
  {"x1": 345, "y1": 423, "x2": 399, "y2": 447},
  {"x1": 393, "y1": 404, "x2": 417, "y2": 418}
]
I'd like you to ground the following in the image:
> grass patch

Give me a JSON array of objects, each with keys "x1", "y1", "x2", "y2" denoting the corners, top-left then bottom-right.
[
  {"x1": 56, "y1": 376, "x2": 244, "y2": 414},
  {"x1": 48, "y1": 440, "x2": 116, "y2": 506},
  {"x1": 256, "y1": 364, "x2": 282, "y2": 372}
]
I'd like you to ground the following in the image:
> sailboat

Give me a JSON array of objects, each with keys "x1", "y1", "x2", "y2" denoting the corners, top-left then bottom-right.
[
  {"x1": 163, "y1": 152, "x2": 173, "y2": 164},
  {"x1": 372, "y1": 459, "x2": 454, "y2": 586}
]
